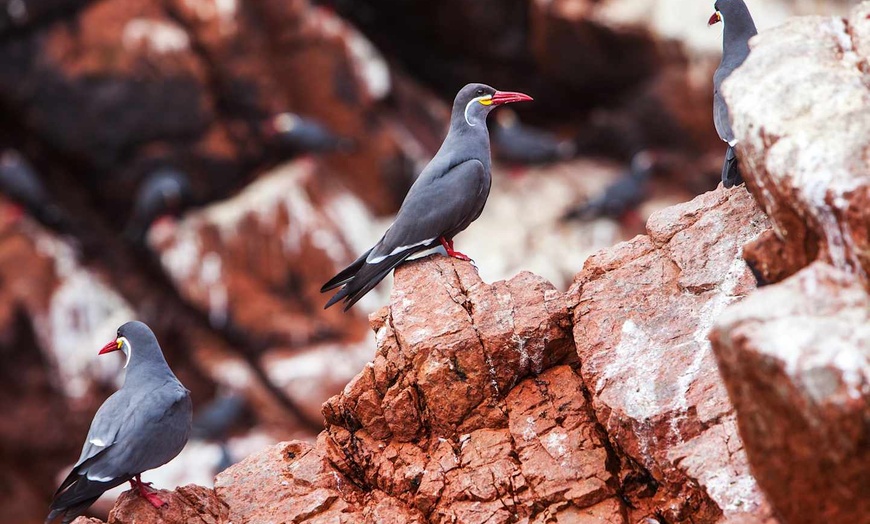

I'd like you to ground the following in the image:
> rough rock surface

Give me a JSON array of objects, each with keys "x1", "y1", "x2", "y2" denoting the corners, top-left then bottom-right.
[
  {"x1": 569, "y1": 188, "x2": 773, "y2": 523},
  {"x1": 710, "y1": 5, "x2": 870, "y2": 522},
  {"x1": 92, "y1": 187, "x2": 783, "y2": 524},
  {"x1": 711, "y1": 262, "x2": 869, "y2": 524},
  {"x1": 723, "y1": 3, "x2": 870, "y2": 287}
]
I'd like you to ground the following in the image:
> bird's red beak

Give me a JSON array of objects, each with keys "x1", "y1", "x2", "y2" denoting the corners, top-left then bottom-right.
[
  {"x1": 708, "y1": 12, "x2": 722, "y2": 26},
  {"x1": 490, "y1": 91, "x2": 534, "y2": 106},
  {"x1": 99, "y1": 339, "x2": 121, "y2": 355}
]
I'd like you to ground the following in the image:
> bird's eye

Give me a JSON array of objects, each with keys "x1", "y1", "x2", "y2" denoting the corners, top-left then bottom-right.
[{"x1": 476, "y1": 89, "x2": 485, "y2": 96}]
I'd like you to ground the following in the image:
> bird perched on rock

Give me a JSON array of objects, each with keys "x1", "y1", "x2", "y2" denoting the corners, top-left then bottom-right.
[
  {"x1": 709, "y1": 0, "x2": 757, "y2": 188},
  {"x1": 491, "y1": 109, "x2": 576, "y2": 166},
  {"x1": 123, "y1": 168, "x2": 193, "y2": 245},
  {"x1": 321, "y1": 83, "x2": 532, "y2": 311},
  {"x1": 0, "y1": 150, "x2": 68, "y2": 231},
  {"x1": 46, "y1": 321, "x2": 192, "y2": 524},
  {"x1": 562, "y1": 151, "x2": 657, "y2": 222},
  {"x1": 264, "y1": 112, "x2": 354, "y2": 156}
]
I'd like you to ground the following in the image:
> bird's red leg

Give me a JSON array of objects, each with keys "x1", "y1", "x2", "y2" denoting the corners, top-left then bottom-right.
[
  {"x1": 134, "y1": 474, "x2": 167, "y2": 508},
  {"x1": 439, "y1": 237, "x2": 472, "y2": 262}
]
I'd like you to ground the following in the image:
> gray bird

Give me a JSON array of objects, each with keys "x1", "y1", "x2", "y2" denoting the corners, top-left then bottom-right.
[
  {"x1": 709, "y1": 0, "x2": 757, "y2": 188},
  {"x1": 0, "y1": 150, "x2": 68, "y2": 230},
  {"x1": 563, "y1": 151, "x2": 656, "y2": 222},
  {"x1": 123, "y1": 168, "x2": 193, "y2": 244},
  {"x1": 46, "y1": 321, "x2": 192, "y2": 524},
  {"x1": 321, "y1": 83, "x2": 532, "y2": 310},
  {"x1": 492, "y1": 109, "x2": 576, "y2": 166},
  {"x1": 265, "y1": 112, "x2": 354, "y2": 155}
]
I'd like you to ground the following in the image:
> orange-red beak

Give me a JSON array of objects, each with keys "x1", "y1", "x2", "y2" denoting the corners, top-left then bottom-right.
[
  {"x1": 708, "y1": 12, "x2": 722, "y2": 26},
  {"x1": 490, "y1": 91, "x2": 534, "y2": 106},
  {"x1": 99, "y1": 339, "x2": 121, "y2": 355}
]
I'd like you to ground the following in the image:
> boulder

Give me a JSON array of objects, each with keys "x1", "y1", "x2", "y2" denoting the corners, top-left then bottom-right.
[
  {"x1": 711, "y1": 262, "x2": 869, "y2": 524},
  {"x1": 723, "y1": 3, "x2": 870, "y2": 287},
  {"x1": 569, "y1": 187, "x2": 774, "y2": 522}
]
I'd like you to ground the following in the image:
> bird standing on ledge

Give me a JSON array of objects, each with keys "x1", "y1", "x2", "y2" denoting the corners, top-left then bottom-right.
[
  {"x1": 321, "y1": 83, "x2": 533, "y2": 311},
  {"x1": 709, "y1": 0, "x2": 757, "y2": 188},
  {"x1": 46, "y1": 321, "x2": 192, "y2": 524}
]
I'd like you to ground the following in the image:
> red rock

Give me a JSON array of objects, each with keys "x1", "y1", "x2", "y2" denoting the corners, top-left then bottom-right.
[
  {"x1": 101, "y1": 484, "x2": 227, "y2": 524},
  {"x1": 151, "y1": 159, "x2": 381, "y2": 345},
  {"x1": 569, "y1": 187, "x2": 775, "y2": 522},
  {"x1": 711, "y1": 262, "x2": 870, "y2": 524},
  {"x1": 723, "y1": 4, "x2": 870, "y2": 287}
]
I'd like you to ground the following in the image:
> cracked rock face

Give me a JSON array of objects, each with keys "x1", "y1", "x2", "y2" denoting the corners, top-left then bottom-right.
[
  {"x1": 88, "y1": 186, "x2": 785, "y2": 524},
  {"x1": 569, "y1": 188, "x2": 773, "y2": 523},
  {"x1": 723, "y1": 3, "x2": 870, "y2": 287}
]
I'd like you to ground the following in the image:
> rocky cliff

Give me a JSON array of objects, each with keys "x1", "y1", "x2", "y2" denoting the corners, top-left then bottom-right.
[{"x1": 71, "y1": 3, "x2": 870, "y2": 524}]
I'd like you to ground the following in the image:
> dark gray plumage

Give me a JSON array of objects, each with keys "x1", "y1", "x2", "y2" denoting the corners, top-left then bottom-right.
[
  {"x1": 265, "y1": 112, "x2": 354, "y2": 155},
  {"x1": 710, "y1": 0, "x2": 757, "y2": 188},
  {"x1": 321, "y1": 83, "x2": 532, "y2": 311},
  {"x1": 563, "y1": 152, "x2": 656, "y2": 222},
  {"x1": 46, "y1": 321, "x2": 192, "y2": 524},
  {"x1": 492, "y1": 109, "x2": 576, "y2": 166},
  {"x1": 0, "y1": 150, "x2": 68, "y2": 230},
  {"x1": 123, "y1": 168, "x2": 192, "y2": 244}
]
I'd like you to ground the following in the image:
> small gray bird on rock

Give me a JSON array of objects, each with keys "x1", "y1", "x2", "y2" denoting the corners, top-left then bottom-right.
[
  {"x1": 321, "y1": 83, "x2": 532, "y2": 310},
  {"x1": 709, "y1": 0, "x2": 757, "y2": 188},
  {"x1": 46, "y1": 321, "x2": 192, "y2": 524}
]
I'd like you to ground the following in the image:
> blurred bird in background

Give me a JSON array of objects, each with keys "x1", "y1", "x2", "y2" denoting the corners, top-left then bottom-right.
[
  {"x1": 0, "y1": 150, "x2": 70, "y2": 232},
  {"x1": 123, "y1": 168, "x2": 193, "y2": 246},
  {"x1": 562, "y1": 150, "x2": 657, "y2": 225},
  {"x1": 491, "y1": 108, "x2": 577, "y2": 169},
  {"x1": 263, "y1": 112, "x2": 355, "y2": 157}
]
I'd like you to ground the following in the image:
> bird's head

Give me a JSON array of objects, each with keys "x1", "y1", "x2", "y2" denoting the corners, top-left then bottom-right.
[
  {"x1": 708, "y1": 0, "x2": 752, "y2": 27},
  {"x1": 454, "y1": 83, "x2": 533, "y2": 128},
  {"x1": 99, "y1": 321, "x2": 158, "y2": 369}
]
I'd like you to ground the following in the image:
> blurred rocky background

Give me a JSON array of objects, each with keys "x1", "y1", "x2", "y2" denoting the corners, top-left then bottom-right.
[{"x1": 0, "y1": 0, "x2": 866, "y2": 523}]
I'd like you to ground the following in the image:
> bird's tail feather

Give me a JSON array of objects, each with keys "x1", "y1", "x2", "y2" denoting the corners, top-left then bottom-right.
[
  {"x1": 722, "y1": 146, "x2": 743, "y2": 188},
  {"x1": 321, "y1": 248, "x2": 373, "y2": 293},
  {"x1": 323, "y1": 251, "x2": 413, "y2": 311}
]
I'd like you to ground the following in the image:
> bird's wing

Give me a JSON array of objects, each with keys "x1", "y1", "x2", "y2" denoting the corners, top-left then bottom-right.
[
  {"x1": 64, "y1": 383, "x2": 190, "y2": 486},
  {"x1": 713, "y1": 92, "x2": 734, "y2": 144},
  {"x1": 712, "y1": 69, "x2": 735, "y2": 145},
  {"x1": 372, "y1": 158, "x2": 489, "y2": 259},
  {"x1": 324, "y1": 159, "x2": 488, "y2": 310}
]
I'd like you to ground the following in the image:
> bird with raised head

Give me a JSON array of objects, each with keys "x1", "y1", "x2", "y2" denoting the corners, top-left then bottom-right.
[
  {"x1": 321, "y1": 83, "x2": 533, "y2": 311},
  {"x1": 46, "y1": 321, "x2": 192, "y2": 524},
  {"x1": 709, "y1": 0, "x2": 757, "y2": 188}
]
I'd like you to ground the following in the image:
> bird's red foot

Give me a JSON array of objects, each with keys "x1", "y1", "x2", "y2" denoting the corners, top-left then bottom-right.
[
  {"x1": 132, "y1": 476, "x2": 167, "y2": 508},
  {"x1": 439, "y1": 237, "x2": 474, "y2": 263}
]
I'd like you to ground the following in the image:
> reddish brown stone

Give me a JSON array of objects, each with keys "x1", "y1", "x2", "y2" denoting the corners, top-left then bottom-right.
[
  {"x1": 723, "y1": 4, "x2": 870, "y2": 288},
  {"x1": 103, "y1": 484, "x2": 227, "y2": 524},
  {"x1": 711, "y1": 263, "x2": 870, "y2": 524},
  {"x1": 569, "y1": 187, "x2": 775, "y2": 522}
]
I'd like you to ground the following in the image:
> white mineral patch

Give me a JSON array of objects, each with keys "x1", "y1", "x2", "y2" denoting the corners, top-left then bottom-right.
[
  {"x1": 123, "y1": 19, "x2": 190, "y2": 54},
  {"x1": 43, "y1": 271, "x2": 135, "y2": 398}
]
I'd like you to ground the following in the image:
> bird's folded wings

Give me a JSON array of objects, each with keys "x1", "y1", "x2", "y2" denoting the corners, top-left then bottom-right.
[{"x1": 367, "y1": 159, "x2": 487, "y2": 263}]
